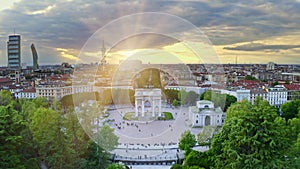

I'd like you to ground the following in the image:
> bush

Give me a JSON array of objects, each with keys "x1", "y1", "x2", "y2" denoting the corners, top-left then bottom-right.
[
  {"x1": 123, "y1": 112, "x2": 138, "y2": 121},
  {"x1": 157, "y1": 112, "x2": 174, "y2": 120},
  {"x1": 171, "y1": 164, "x2": 183, "y2": 169}
]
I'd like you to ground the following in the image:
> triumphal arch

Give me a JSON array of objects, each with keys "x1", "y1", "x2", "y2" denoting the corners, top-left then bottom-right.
[{"x1": 135, "y1": 88, "x2": 162, "y2": 117}]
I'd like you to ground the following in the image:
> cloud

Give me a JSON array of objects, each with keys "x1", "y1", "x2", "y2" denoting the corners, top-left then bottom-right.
[
  {"x1": 0, "y1": 0, "x2": 21, "y2": 11},
  {"x1": 110, "y1": 33, "x2": 179, "y2": 52},
  {"x1": 224, "y1": 43, "x2": 300, "y2": 52},
  {"x1": 56, "y1": 48, "x2": 79, "y2": 61},
  {"x1": 0, "y1": 0, "x2": 300, "y2": 65},
  {"x1": 214, "y1": 31, "x2": 300, "y2": 64},
  {"x1": 26, "y1": 4, "x2": 55, "y2": 15}
]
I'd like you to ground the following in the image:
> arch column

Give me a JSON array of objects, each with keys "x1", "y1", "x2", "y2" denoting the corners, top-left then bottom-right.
[
  {"x1": 152, "y1": 97, "x2": 155, "y2": 117},
  {"x1": 142, "y1": 100, "x2": 145, "y2": 117},
  {"x1": 135, "y1": 99, "x2": 138, "y2": 117},
  {"x1": 158, "y1": 99, "x2": 162, "y2": 116}
]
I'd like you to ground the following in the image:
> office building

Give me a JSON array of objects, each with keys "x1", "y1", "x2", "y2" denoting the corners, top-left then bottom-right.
[
  {"x1": 31, "y1": 43, "x2": 39, "y2": 70},
  {"x1": 7, "y1": 35, "x2": 21, "y2": 69}
]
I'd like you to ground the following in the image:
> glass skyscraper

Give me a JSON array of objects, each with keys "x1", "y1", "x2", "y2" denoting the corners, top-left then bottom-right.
[
  {"x1": 31, "y1": 43, "x2": 39, "y2": 70},
  {"x1": 7, "y1": 34, "x2": 21, "y2": 69}
]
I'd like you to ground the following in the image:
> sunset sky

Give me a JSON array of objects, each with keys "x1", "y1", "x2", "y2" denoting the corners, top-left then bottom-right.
[{"x1": 0, "y1": 0, "x2": 300, "y2": 66}]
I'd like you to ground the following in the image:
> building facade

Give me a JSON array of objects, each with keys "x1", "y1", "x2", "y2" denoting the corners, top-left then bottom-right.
[
  {"x1": 236, "y1": 89, "x2": 250, "y2": 101},
  {"x1": 250, "y1": 90, "x2": 268, "y2": 104},
  {"x1": 189, "y1": 100, "x2": 225, "y2": 127},
  {"x1": 15, "y1": 88, "x2": 37, "y2": 99},
  {"x1": 36, "y1": 85, "x2": 94, "y2": 100},
  {"x1": 7, "y1": 35, "x2": 21, "y2": 69},
  {"x1": 135, "y1": 88, "x2": 162, "y2": 117},
  {"x1": 31, "y1": 43, "x2": 39, "y2": 70},
  {"x1": 267, "y1": 85, "x2": 287, "y2": 108}
]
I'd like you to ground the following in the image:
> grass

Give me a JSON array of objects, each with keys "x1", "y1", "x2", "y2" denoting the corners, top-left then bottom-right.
[
  {"x1": 157, "y1": 112, "x2": 174, "y2": 120},
  {"x1": 123, "y1": 112, "x2": 138, "y2": 121}
]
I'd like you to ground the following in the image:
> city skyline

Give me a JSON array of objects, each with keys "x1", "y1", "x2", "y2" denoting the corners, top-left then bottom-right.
[{"x1": 0, "y1": 0, "x2": 300, "y2": 66}]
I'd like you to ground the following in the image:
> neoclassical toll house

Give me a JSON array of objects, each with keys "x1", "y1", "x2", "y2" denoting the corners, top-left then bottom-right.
[{"x1": 189, "y1": 100, "x2": 225, "y2": 127}]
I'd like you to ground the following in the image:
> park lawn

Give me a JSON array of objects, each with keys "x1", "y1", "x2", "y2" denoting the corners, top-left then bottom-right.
[
  {"x1": 123, "y1": 112, "x2": 138, "y2": 121},
  {"x1": 158, "y1": 112, "x2": 174, "y2": 120}
]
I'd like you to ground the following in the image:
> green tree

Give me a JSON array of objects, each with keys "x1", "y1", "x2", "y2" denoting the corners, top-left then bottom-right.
[
  {"x1": 0, "y1": 90, "x2": 13, "y2": 106},
  {"x1": 64, "y1": 109, "x2": 91, "y2": 168},
  {"x1": 197, "y1": 126, "x2": 215, "y2": 146},
  {"x1": 179, "y1": 130, "x2": 196, "y2": 150},
  {"x1": 172, "y1": 99, "x2": 179, "y2": 107},
  {"x1": 285, "y1": 116, "x2": 300, "y2": 168},
  {"x1": 19, "y1": 100, "x2": 41, "y2": 169},
  {"x1": 0, "y1": 106, "x2": 25, "y2": 169},
  {"x1": 271, "y1": 81, "x2": 279, "y2": 87},
  {"x1": 32, "y1": 97, "x2": 49, "y2": 108},
  {"x1": 224, "y1": 94, "x2": 237, "y2": 112},
  {"x1": 186, "y1": 91, "x2": 199, "y2": 106},
  {"x1": 96, "y1": 124, "x2": 119, "y2": 151},
  {"x1": 244, "y1": 75, "x2": 257, "y2": 80},
  {"x1": 294, "y1": 134, "x2": 300, "y2": 167},
  {"x1": 179, "y1": 90, "x2": 188, "y2": 106},
  {"x1": 179, "y1": 91, "x2": 199, "y2": 106},
  {"x1": 200, "y1": 90, "x2": 236, "y2": 111},
  {"x1": 211, "y1": 99, "x2": 291, "y2": 169},
  {"x1": 29, "y1": 107, "x2": 71, "y2": 168},
  {"x1": 200, "y1": 90, "x2": 210, "y2": 100},
  {"x1": 83, "y1": 140, "x2": 111, "y2": 169},
  {"x1": 184, "y1": 150, "x2": 211, "y2": 169},
  {"x1": 171, "y1": 164, "x2": 183, "y2": 169},
  {"x1": 281, "y1": 100, "x2": 300, "y2": 121},
  {"x1": 164, "y1": 89, "x2": 180, "y2": 104},
  {"x1": 188, "y1": 166, "x2": 205, "y2": 169},
  {"x1": 291, "y1": 91, "x2": 300, "y2": 100},
  {"x1": 106, "y1": 163, "x2": 128, "y2": 169},
  {"x1": 77, "y1": 101, "x2": 101, "y2": 134}
]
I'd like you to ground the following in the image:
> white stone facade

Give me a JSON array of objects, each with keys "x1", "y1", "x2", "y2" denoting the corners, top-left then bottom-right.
[
  {"x1": 15, "y1": 89, "x2": 37, "y2": 99},
  {"x1": 189, "y1": 100, "x2": 224, "y2": 127},
  {"x1": 267, "y1": 85, "x2": 287, "y2": 107},
  {"x1": 236, "y1": 89, "x2": 250, "y2": 102},
  {"x1": 135, "y1": 88, "x2": 162, "y2": 117}
]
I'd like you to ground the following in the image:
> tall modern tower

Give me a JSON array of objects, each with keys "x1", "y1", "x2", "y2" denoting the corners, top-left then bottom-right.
[
  {"x1": 7, "y1": 34, "x2": 21, "y2": 69},
  {"x1": 31, "y1": 43, "x2": 39, "y2": 70}
]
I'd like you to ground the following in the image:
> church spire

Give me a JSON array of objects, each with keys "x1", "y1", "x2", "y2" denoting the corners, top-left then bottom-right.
[
  {"x1": 100, "y1": 40, "x2": 107, "y2": 66},
  {"x1": 101, "y1": 40, "x2": 106, "y2": 58}
]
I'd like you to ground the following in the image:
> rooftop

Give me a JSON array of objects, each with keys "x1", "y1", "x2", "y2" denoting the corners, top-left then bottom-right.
[
  {"x1": 283, "y1": 84, "x2": 300, "y2": 90},
  {"x1": 23, "y1": 88, "x2": 36, "y2": 93},
  {"x1": 0, "y1": 78, "x2": 13, "y2": 83}
]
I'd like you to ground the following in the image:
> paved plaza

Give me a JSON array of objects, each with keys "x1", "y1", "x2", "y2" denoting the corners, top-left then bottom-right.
[{"x1": 105, "y1": 104, "x2": 204, "y2": 159}]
